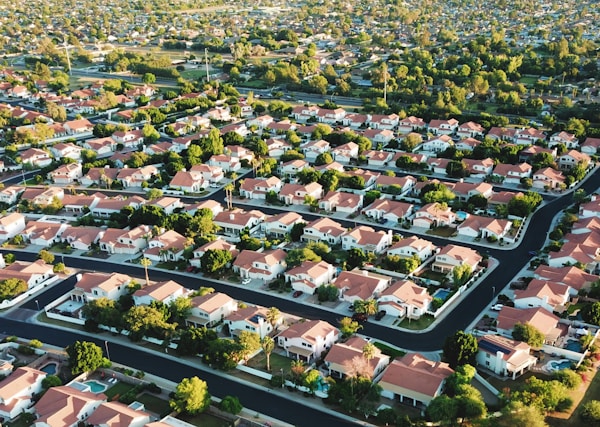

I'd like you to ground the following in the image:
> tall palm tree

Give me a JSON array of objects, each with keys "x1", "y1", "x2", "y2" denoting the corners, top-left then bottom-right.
[
  {"x1": 362, "y1": 342, "x2": 376, "y2": 362},
  {"x1": 140, "y1": 257, "x2": 152, "y2": 286},
  {"x1": 224, "y1": 183, "x2": 234, "y2": 210},
  {"x1": 266, "y1": 306, "x2": 281, "y2": 327},
  {"x1": 261, "y1": 336, "x2": 275, "y2": 371}
]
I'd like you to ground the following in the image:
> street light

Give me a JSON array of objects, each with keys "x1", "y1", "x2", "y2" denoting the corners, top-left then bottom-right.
[
  {"x1": 35, "y1": 300, "x2": 40, "y2": 311},
  {"x1": 104, "y1": 340, "x2": 111, "y2": 361},
  {"x1": 492, "y1": 286, "x2": 496, "y2": 298},
  {"x1": 280, "y1": 368, "x2": 284, "y2": 389}
]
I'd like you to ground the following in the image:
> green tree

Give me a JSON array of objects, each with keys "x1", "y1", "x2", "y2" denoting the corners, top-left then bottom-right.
[
  {"x1": 315, "y1": 152, "x2": 333, "y2": 166},
  {"x1": 581, "y1": 400, "x2": 600, "y2": 424},
  {"x1": 237, "y1": 331, "x2": 261, "y2": 361},
  {"x1": 41, "y1": 375, "x2": 62, "y2": 390},
  {"x1": 219, "y1": 395, "x2": 243, "y2": 415},
  {"x1": 427, "y1": 395, "x2": 458, "y2": 423},
  {"x1": 285, "y1": 248, "x2": 321, "y2": 268},
  {"x1": 354, "y1": 299, "x2": 378, "y2": 316},
  {"x1": 582, "y1": 302, "x2": 600, "y2": 326},
  {"x1": 512, "y1": 322, "x2": 545, "y2": 348},
  {"x1": 443, "y1": 331, "x2": 478, "y2": 368},
  {"x1": 170, "y1": 376, "x2": 211, "y2": 415},
  {"x1": 339, "y1": 317, "x2": 362, "y2": 338},
  {"x1": 200, "y1": 249, "x2": 233, "y2": 274},
  {"x1": 0, "y1": 278, "x2": 28, "y2": 301},
  {"x1": 452, "y1": 264, "x2": 472, "y2": 287},
  {"x1": 290, "y1": 222, "x2": 307, "y2": 242},
  {"x1": 146, "y1": 188, "x2": 163, "y2": 200},
  {"x1": 552, "y1": 369, "x2": 581, "y2": 389},
  {"x1": 38, "y1": 249, "x2": 55, "y2": 264},
  {"x1": 496, "y1": 402, "x2": 548, "y2": 427},
  {"x1": 66, "y1": 341, "x2": 106, "y2": 375},
  {"x1": 266, "y1": 307, "x2": 281, "y2": 327},
  {"x1": 346, "y1": 248, "x2": 368, "y2": 270},
  {"x1": 142, "y1": 73, "x2": 156, "y2": 84}
]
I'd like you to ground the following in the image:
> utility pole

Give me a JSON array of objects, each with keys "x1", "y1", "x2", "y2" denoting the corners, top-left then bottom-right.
[
  {"x1": 63, "y1": 39, "x2": 72, "y2": 75},
  {"x1": 205, "y1": 48, "x2": 210, "y2": 82},
  {"x1": 383, "y1": 62, "x2": 388, "y2": 105}
]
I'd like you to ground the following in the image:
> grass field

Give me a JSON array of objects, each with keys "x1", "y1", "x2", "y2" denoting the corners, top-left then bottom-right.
[
  {"x1": 104, "y1": 381, "x2": 136, "y2": 400},
  {"x1": 179, "y1": 413, "x2": 231, "y2": 427},
  {"x1": 397, "y1": 315, "x2": 435, "y2": 330},
  {"x1": 136, "y1": 393, "x2": 172, "y2": 417},
  {"x1": 373, "y1": 341, "x2": 406, "y2": 359},
  {"x1": 246, "y1": 352, "x2": 293, "y2": 374}
]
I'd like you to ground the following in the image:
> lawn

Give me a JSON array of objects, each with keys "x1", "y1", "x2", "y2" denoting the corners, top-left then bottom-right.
[
  {"x1": 373, "y1": 341, "x2": 406, "y2": 359},
  {"x1": 179, "y1": 412, "x2": 231, "y2": 427},
  {"x1": 180, "y1": 69, "x2": 208, "y2": 80},
  {"x1": 246, "y1": 352, "x2": 293, "y2": 374},
  {"x1": 397, "y1": 315, "x2": 435, "y2": 330},
  {"x1": 6, "y1": 415, "x2": 32, "y2": 427},
  {"x1": 426, "y1": 226, "x2": 457, "y2": 238},
  {"x1": 104, "y1": 381, "x2": 136, "y2": 400},
  {"x1": 136, "y1": 393, "x2": 172, "y2": 417},
  {"x1": 415, "y1": 269, "x2": 448, "y2": 283}
]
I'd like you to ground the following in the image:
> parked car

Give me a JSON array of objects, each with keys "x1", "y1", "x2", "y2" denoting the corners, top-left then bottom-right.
[
  {"x1": 352, "y1": 313, "x2": 368, "y2": 322},
  {"x1": 375, "y1": 310, "x2": 387, "y2": 320},
  {"x1": 491, "y1": 303, "x2": 504, "y2": 311},
  {"x1": 186, "y1": 265, "x2": 195, "y2": 272},
  {"x1": 292, "y1": 290, "x2": 303, "y2": 298},
  {"x1": 241, "y1": 278, "x2": 251, "y2": 285}
]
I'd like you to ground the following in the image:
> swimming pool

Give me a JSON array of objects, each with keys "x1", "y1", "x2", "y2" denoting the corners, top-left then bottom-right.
[
  {"x1": 84, "y1": 380, "x2": 108, "y2": 393},
  {"x1": 546, "y1": 359, "x2": 573, "y2": 371},
  {"x1": 432, "y1": 288, "x2": 451, "y2": 301},
  {"x1": 40, "y1": 362, "x2": 58, "y2": 375},
  {"x1": 565, "y1": 339, "x2": 583, "y2": 353}
]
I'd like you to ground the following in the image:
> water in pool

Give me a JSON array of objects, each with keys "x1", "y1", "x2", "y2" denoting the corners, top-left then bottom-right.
[
  {"x1": 85, "y1": 380, "x2": 107, "y2": 393},
  {"x1": 40, "y1": 363, "x2": 57, "y2": 375},
  {"x1": 565, "y1": 340, "x2": 582, "y2": 353}
]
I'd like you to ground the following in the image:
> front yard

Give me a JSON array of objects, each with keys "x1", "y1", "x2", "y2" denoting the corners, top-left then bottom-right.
[{"x1": 246, "y1": 352, "x2": 294, "y2": 374}]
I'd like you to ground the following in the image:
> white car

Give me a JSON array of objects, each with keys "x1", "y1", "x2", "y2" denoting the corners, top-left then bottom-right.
[
  {"x1": 491, "y1": 303, "x2": 504, "y2": 311},
  {"x1": 241, "y1": 278, "x2": 251, "y2": 285}
]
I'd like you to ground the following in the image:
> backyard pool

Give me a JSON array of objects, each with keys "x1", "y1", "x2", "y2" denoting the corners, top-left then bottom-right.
[
  {"x1": 565, "y1": 339, "x2": 583, "y2": 353},
  {"x1": 40, "y1": 362, "x2": 58, "y2": 375},
  {"x1": 314, "y1": 376, "x2": 330, "y2": 398},
  {"x1": 432, "y1": 288, "x2": 451, "y2": 301},
  {"x1": 84, "y1": 380, "x2": 108, "y2": 393},
  {"x1": 545, "y1": 359, "x2": 573, "y2": 371}
]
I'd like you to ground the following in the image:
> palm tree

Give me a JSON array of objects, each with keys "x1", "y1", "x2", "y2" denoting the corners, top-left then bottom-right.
[
  {"x1": 362, "y1": 342, "x2": 376, "y2": 362},
  {"x1": 224, "y1": 183, "x2": 234, "y2": 210},
  {"x1": 140, "y1": 257, "x2": 152, "y2": 286},
  {"x1": 266, "y1": 307, "x2": 281, "y2": 327},
  {"x1": 261, "y1": 336, "x2": 275, "y2": 371}
]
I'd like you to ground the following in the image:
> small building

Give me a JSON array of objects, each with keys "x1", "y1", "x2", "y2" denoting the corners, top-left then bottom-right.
[{"x1": 476, "y1": 334, "x2": 537, "y2": 379}]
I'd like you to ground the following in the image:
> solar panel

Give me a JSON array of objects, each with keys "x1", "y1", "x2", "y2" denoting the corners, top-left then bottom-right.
[{"x1": 479, "y1": 339, "x2": 510, "y2": 355}]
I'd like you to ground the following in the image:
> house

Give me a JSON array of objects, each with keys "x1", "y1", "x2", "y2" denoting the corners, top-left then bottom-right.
[
  {"x1": 208, "y1": 154, "x2": 241, "y2": 172},
  {"x1": 20, "y1": 148, "x2": 53, "y2": 167},
  {"x1": 362, "y1": 150, "x2": 394, "y2": 167},
  {"x1": 386, "y1": 236, "x2": 437, "y2": 262},
  {"x1": 225, "y1": 305, "x2": 273, "y2": 338},
  {"x1": 513, "y1": 279, "x2": 571, "y2": 313},
  {"x1": 72, "y1": 272, "x2": 133, "y2": 303},
  {"x1": 496, "y1": 306, "x2": 564, "y2": 345},
  {"x1": 227, "y1": 145, "x2": 254, "y2": 162},
  {"x1": 432, "y1": 244, "x2": 482, "y2": 274},
  {"x1": 488, "y1": 191, "x2": 523, "y2": 208},
  {"x1": 169, "y1": 170, "x2": 207, "y2": 193},
  {"x1": 572, "y1": 216, "x2": 600, "y2": 235},
  {"x1": 363, "y1": 198, "x2": 414, "y2": 224},
  {"x1": 98, "y1": 225, "x2": 151, "y2": 255},
  {"x1": 90, "y1": 196, "x2": 146, "y2": 218},
  {"x1": 319, "y1": 191, "x2": 363, "y2": 214},
  {"x1": 533, "y1": 265, "x2": 598, "y2": 292},
  {"x1": 426, "y1": 157, "x2": 451, "y2": 175},
  {"x1": 487, "y1": 127, "x2": 517, "y2": 142},
  {"x1": 82, "y1": 138, "x2": 116, "y2": 156},
  {"x1": 232, "y1": 249, "x2": 287, "y2": 281},
  {"x1": 379, "y1": 353, "x2": 454, "y2": 407},
  {"x1": 189, "y1": 164, "x2": 225, "y2": 185},
  {"x1": 61, "y1": 226, "x2": 103, "y2": 251},
  {"x1": 80, "y1": 167, "x2": 120, "y2": 187},
  {"x1": 33, "y1": 385, "x2": 106, "y2": 427},
  {"x1": 133, "y1": 280, "x2": 190, "y2": 306},
  {"x1": 397, "y1": 116, "x2": 426, "y2": 133},
  {"x1": 301, "y1": 217, "x2": 346, "y2": 245},
  {"x1": 343, "y1": 168, "x2": 380, "y2": 188},
  {"x1": 462, "y1": 158, "x2": 494, "y2": 177},
  {"x1": 285, "y1": 260, "x2": 337, "y2": 294},
  {"x1": 558, "y1": 150, "x2": 590, "y2": 171},
  {"x1": 0, "y1": 186, "x2": 24, "y2": 205},
  {"x1": 549, "y1": 131, "x2": 578, "y2": 149},
  {"x1": 48, "y1": 163, "x2": 83, "y2": 184},
  {"x1": 279, "y1": 159, "x2": 309, "y2": 179},
  {"x1": 85, "y1": 401, "x2": 151, "y2": 427},
  {"x1": 492, "y1": 163, "x2": 532, "y2": 184},
  {"x1": 455, "y1": 137, "x2": 481, "y2": 152},
  {"x1": 117, "y1": 165, "x2": 159, "y2": 188},
  {"x1": 302, "y1": 139, "x2": 330, "y2": 162},
  {"x1": 375, "y1": 175, "x2": 417, "y2": 197},
  {"x1": 151, "y1": 197, "x2": 184, "y2": 215},
  {"x1": 421, "y1": 135, "x2": 453, "y2": 152},
  {"x1": 50, "y1": 142, "x2": 83, "y2": 161},
  {"x1": 0, "y1": 259, "x2": 54, "y2": 289},
  {"x1": 0, "y1": 213, "x2": 26, "y2": 242},
  {"x1": 111, "y1": 129, "x2": 144, "y2": 147},
  {"x1": 519, "y1": 145, "x2": 557, "y2": 163},
  {"x1": 144, "y1": 230, "x2": 190, "y2": 262},
  {"x1": 362, "y1": 128, "x2": 395, "y2": 145},
  {"x1": 291, "y1": 105, "x2": 319, "y2": 122},
  {"x1": 331, "y1": 142, "x2": 359, "y2": 163},
  {"x1": 547, "y1": 238, "x2": 600, "y2": 271},
  {"x1": 186, "y1": 292, "x2": 238, "y2": 327},
  {"x1": 333, "y1": 269, "x2": 392, "y2": 303},
  {"x1": 261, "y1": 212, "x2": 304, "y2": 238},
  {"x1": 324, "y1": 336, "x2": 390, "y2": 380},
  {"x1": 579, "y1": 195, "x2": 600, "y2": 218},
  {"x1": 276, "y1": 320, "x2": 339, "y2": 362},
  {"x1": 342, "y1": 226, "x2": 393, "y2": 254},
  {"x1": 532, "y1": 167, "x2": 565, "y2": 190},
  {"x1": 184, "y1": 199, "x2": 223, "y2": 218},
  {"x1": 452, "y1": 181, "x2": 494, "y2": 201},
  {"x1": 266, "y1": 138, "x2": 292, "y2": 159},
  {"x1": 581, "y1": 137, "x2": 600, "y2": 155},
  {"x1": 476, "y1": 335, "x2": 537, "y2": 379},
  {"x1": 456, "y1": 121, "x2": 485, "y2": 139},
  {"x1": 413, "y1": 203, "x2": 456, "y2": 228},
  {"x1": 213, "y1": 209, "x2": 265, "y2": 236},
  {"x1": 456, "y1": 215, "x2": 512, "y2": 240},
  {"x1": 279, "y1": 182, "x2": 323, "y2": 205},
  {"x1": 20, "y1": 221, "x2": 67, "y2": 247},
  {"x1": 378, "y1": 280, "x2": 433, "y2": 319},
  {"x1": 63, "y1": 118, "x2": 94, "y2": 134},
  {"x1": 21, "y1": 187, "x2": 64, "y2": 207},
  {"x1": 0, "y1": 367, "x2": 46, "y2": 421},
  {"x1": 190, "y1": 238, "x2": 239, "y2": 268},
  {"x1": 428, "y1": 118, "x2": 459, "y2": 135},
  {"x1": 514, "y1": 127, "x2": 546, "y2": 145},
  {"x1": 368, "y1": 113, "x2": 399, "y2": 130},
  {"x1": 342, "y1": 113, "x2": 368, "y2": 128},
  {"x1": 239, "y1": 177, "x2": 283, "y2": 200}
]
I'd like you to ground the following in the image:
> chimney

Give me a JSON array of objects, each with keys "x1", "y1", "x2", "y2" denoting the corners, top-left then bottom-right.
[
  {"x1": 229, "y1": 213, "x2": 235, "y2": 220},
  {"x1": 362, "y1": 270, "x2": 369, "y2": 276}
]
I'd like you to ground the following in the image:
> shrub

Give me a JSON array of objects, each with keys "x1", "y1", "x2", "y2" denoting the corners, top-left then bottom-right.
[
  {"x1": 556, "y1": 397, "x2": 573, "y2": 412},
  {"x1": 146, "y1": 382, "x2": 161, "y2": 394},
  {"x1": 17, "y1": 345, "x2": 35, "y2": 355}
]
